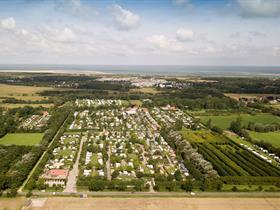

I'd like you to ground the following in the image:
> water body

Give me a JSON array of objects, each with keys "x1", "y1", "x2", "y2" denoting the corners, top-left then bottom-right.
[{"x1": 0, "y1": 64, "x2": 280, "y2": 77}]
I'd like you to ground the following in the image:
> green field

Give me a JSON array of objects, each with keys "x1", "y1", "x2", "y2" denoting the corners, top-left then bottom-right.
[
  {"x1": 0, "y1": 133, "x2": 43, "y2": 146},
  {"x1": 248, "y1": 131, "x2": 280, "y2": 148},
  {"x1": 197, "y1": 113, "x2": 280, "y2": 130},
  {"x1": 180, "y1": 128, "x2": 227, "y2": 143}
]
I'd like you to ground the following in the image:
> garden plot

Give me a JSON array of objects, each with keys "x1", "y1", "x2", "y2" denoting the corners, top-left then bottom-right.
[{"x1": 182, "y1": 130, "x2": 280, "y2": 177}]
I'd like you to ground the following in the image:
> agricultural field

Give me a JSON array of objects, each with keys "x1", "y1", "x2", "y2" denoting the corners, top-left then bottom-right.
[
  {"x1": 182, "y1": 129, "x2": 280, "y2": 178},
  {"x1": 0, "y1": 103, "x2": 53, "y2": 109},
  {"x1": 0, "y1": 133, "x2": 43, "y2": 146},
  {"x1": 224, "y1": 93, "x2": 273, "y2": 100},
  {"x1": 248, "y1": 131, "x2": 280, "y2": 148},
  {"x1": 129, "y1": 87, "x2": 161, "y2": 94},
  {"x1": 20, "y1": 197, "x2": 280, "y2": 210},
  {"x1": 0, "y1": 84, "x2": 53, "y2": 101},
  {"x1": 196, "y1": 113, "x2": 280, "y2": 130},
  {"x1": 180, "y1": 129, "x2": 227, "y2": 143}
]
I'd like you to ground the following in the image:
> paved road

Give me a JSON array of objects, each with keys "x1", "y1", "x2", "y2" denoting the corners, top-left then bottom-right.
[
  {"x1": 106, "y1": 146, "x2": 111, "y2": 181},
  {"x1": 18, "y1": 191, "x2": 280, "y2": 198},
  {"x1": 64, "y1": 135, "x2": 86, "y2": 193}
]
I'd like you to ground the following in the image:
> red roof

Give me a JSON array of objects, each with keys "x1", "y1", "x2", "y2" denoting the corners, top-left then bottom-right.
[{"x1": 48, "y1": 169, "x2": 68, "y2": 177}]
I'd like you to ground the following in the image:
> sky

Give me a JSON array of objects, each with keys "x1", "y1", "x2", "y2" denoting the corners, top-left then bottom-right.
[{"x1": 0, "y1": 0, "x2": 280, "y2": 66}]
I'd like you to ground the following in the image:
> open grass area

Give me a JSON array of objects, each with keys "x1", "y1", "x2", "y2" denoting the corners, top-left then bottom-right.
[
  {"x1": 129, "y1": 100, "x2": 143, "y2": 106},
  {"x1": 180, "y1": 128, "x2": 227, "y2": 143},
  {"x1": 225, "y1": 93, "x2": 279, "y2": 100},
  {"x1": 0, "y1": 197, "x2": 26, "y2": 210},
  {"x1": 0, "y1": 84, "x2": 53, "y2": 101},
  {"x1": 197, "y1": 113, "x2": 280, "y2": 130},
  {"x1": 0, "y1": 133, "x2": 43, "y2": 146},
  {"x1": 129, "y1": 87, "x2": 161, "y2": 94},
  {"x1": 58, "y1": 148, "x2": 73, "y2": 156},
  {"x1": 248, "y1": 131, "x2": 280, "y2": 148},
  {"x1": 268, "y1": 104, "x2": 280, "y2": 110},
  {"x1": 0, "y1": 103, "x2": 53, "y2": 109}
]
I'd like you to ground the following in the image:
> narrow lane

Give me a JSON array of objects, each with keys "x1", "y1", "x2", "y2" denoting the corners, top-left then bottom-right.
[
  {"x1": 64, "y1": 134, "x2": 86, "y2": 193},
  {"x1": 106, "y1": 145, "x2": 111, "y2": 181}
]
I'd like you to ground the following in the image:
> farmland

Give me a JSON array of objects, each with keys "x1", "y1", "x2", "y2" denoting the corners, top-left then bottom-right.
[
  {"x1": 181, "y1": 129, "x2": 280, "y2": 177},
  {"x1": 0, "y1": 84, "x2": 53, "y2": 101},
  {"x1": 0, "y1": 103, "x2": 53, "y2": 109},
  {"x1": 196, "y1": 113, "x2": 280, "y2": 130},
  {"x1": 129, "y1": 87, "x2": 161, "y2": 94},
  {"x1": 17, "y1": 197, "x2": 280, "y2": 210},
  {"x1": 0, "y1": 133, "x2": 43, "y2": 146},
  {"x1": 248, "y1": 131, "x2": 280, "y2": 148}
]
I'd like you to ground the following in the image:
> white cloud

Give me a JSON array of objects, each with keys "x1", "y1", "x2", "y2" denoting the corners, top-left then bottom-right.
[
  {"x1": 44, "y1": 27, "x2": 76, "y2": 42},
  {"x1": 55, "y1": 0, "x2": 96, "y2": 18},
  {"x1": 110, "y1": 4, "x2": 140, "y2": 30},
  {"x1": 0, "y1": 17, "x2": 16, "y2": 30},
  {"x1": 176, "y1": 28, "x2": 193, "y2": 42},
  {"x1": 237, "y1": 0, "x2": 280, "y2": 17},
  {"x1": 146, "y1": 35, "x2": 183, "y2": 52},
  {"x1": 273, "y1": 46, "x2": 280, "y2": 56},
  {"x1": 249, "y1": 31, "x2": 266, "y2": 37}
]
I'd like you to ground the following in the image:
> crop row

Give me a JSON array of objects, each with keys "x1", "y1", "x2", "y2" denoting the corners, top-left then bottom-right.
[{"x1": 196, "y1": 142, "x2": 280, "y2": 177}]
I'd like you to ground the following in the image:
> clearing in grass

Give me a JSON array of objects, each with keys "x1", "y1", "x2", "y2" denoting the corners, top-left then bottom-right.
[{"x1": 0, "y1": 133, "x2": 43, "y2": 146}]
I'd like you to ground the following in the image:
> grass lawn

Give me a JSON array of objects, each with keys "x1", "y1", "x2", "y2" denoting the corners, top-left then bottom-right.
[
  {"x1": 248, "y1": 131, "x2": 280, "y2": 148},
  {"x1": 91, "y1": 154, "x2": 98, "y2": 165},
  {"x1": 129, "y1": 100, "x2": 143, "y2": 106},
  {"x1": 129, "y1": 87, "x2": 161, "y2": 94},
  {"x1": 268, "y1": 104, "x2": 280, "y2": 110},
  {"x1": 58, "y1": 149, "x2": 73, "y2": 156},
  {"x1": 0, "y1": 133, "x2": 43, "y2": 146},
  {"x1": 64, "y1": 137, "x2": 79, "y2": 144},
  {"x1": 198, "y1": 113, "x2": 280, "y2": 130}
]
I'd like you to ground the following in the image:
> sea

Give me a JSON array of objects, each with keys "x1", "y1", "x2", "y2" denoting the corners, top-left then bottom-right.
[{"x1": 0, "y1": 64, "x2": 280, "y2": 77}]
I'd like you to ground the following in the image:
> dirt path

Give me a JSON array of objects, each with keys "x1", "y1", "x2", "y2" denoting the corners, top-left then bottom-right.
[
  {"x1": 106, "y1": 146, "x2": 111, "y2": 181},
  {"x1": 64, "y1": 135, "x2": 86, "y2": 193}
]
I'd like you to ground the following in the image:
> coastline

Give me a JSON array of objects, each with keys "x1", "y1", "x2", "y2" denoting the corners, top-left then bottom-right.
[{"x1": 0, "y1": 69, "x2": 111, "y2": 75}]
